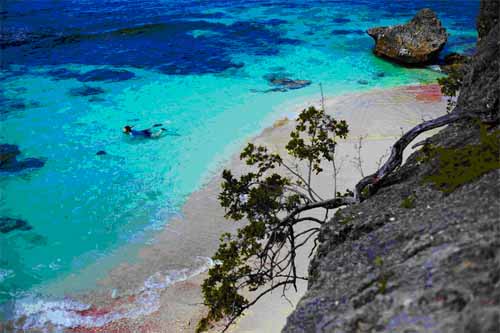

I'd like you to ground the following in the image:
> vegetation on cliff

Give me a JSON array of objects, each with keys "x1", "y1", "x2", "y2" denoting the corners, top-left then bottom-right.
[{"x1": 199, "y1": 2, "x2": 499, "y2": 331}]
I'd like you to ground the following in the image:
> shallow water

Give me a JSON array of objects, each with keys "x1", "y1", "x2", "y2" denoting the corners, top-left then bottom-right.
[{"x1": 0, "y1": 0, "x2": 478, "y2": 325}]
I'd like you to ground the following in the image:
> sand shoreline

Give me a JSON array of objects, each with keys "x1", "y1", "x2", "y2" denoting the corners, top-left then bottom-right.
[
  {"x1": 6, "y1": 84, "x2": 448, "y2": 333},
  {"x1": 99, "y1": 83, "x2": 447, "y2": 333}
]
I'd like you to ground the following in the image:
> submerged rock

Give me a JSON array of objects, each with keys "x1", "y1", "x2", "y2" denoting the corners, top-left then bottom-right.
[
  {"x1": 78, "y1": 69, "x2": 135, "y2": 82},
  {"x1": 332, "y1": 17, "x2": 351, "y2": 24},
  {"x1": 0, "y1": 144, "x2": 45, "y2": 172},
  {"x1": 0, "y1": 217, "x2": 32, "y2": 233},
  {"x1": 47, "y1": 68, "x2": 81, "y2": 80},
  {"x1": 263, "y1": 73, "x2": 312, "y2": 91},
  {"x1": 69, "y1": 85, "x2": 105, "y2": 97},
  {"x1": 367, "y1": 8, "x2": 448, "y2": 65},
  {"x1": 1, "y1": 158, "x2": 45, "y2": 172},
  {"x1": 48, "y1": 68, "x2": 135, "y2": 82},
  {"x1": 0, "y1": 144, "x2": 21, "y2": 164},
  {"x1": 331, "y1": 29, "x2": 364, "y2": 35},
  {"x1": 0, "y1": 157, "x2": 45, "y2": 172}
]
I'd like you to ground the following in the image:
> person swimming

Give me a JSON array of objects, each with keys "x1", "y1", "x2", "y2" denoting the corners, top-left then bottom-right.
[{"x1": 123, "y1": 125, "x2": 166, "y2": 138}]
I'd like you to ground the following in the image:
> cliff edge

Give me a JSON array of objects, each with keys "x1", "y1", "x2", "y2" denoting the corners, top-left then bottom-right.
[{"x1": 283, "y1": 2, "x2": 499, "y2": 332}]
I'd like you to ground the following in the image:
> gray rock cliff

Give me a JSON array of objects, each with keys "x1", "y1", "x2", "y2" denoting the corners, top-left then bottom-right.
[{"x1": 283, "y1": 2, "x2": 499, "y2": 332}]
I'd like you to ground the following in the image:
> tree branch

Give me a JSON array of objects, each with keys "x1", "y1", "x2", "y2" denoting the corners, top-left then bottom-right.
[{"x1": 355, "y1": 111, "x2": 467, "y2": 200}]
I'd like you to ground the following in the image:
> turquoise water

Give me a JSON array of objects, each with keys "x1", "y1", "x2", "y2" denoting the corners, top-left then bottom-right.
[{"x1": 0, "y1": 0, "x2": 478, "y2": 323}]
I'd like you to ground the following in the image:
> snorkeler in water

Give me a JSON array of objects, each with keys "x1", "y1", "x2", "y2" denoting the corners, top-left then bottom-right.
[{"x1": 123, "y1": 125, "x2": 166, "y2": 138}]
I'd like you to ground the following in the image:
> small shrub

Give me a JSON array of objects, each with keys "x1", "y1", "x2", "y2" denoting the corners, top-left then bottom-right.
[
  {"x1": 437, "y1": 59, "x2": 466, "y2": 113},
  {"x1": 377, "y1": 274, "x2": 389, "y2": 294},
  {"x1": 373, "y1": 256, "x2": 384, "y2": 267},
  {"x1": 400, "y1": 194, "x2": 416, "y2": 209},
  {"x1": 334, "y1": 209, "x2": 354, "y2": 225}
]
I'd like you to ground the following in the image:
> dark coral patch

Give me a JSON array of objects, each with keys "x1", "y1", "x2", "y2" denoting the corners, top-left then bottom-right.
[
  {"x1": 0, "y1": 144, "x2": 21, "y2": 164},
  {"x1": 78, "y1": 69, "x2": 135, "y2": 82},
  {"x1": 2, "y1": 16, "x2": 300, "y2": 76},
  {"x1": 0, "y1": 143, "x2": 46, "y2": 173},
  {"x1": 47, "y1": 68, "x2": 81, "y2": 80},
  {"x1": 48, "y1": 68, "x2": 135, "y2": 82},
  {"x1": 69, "y1": 85, "x2": 105, "y2": 97},
  {"x1": 332, "y1": 18, "x2": 351, "y2": 24},
  {"x1": 0, "y1": 217, "x2": 32, "y2": 234}
]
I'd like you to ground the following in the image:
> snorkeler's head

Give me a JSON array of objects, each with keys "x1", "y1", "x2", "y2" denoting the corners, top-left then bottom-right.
[{"x1": 123, "y1": 125, "x2": 132, "y2": 133}]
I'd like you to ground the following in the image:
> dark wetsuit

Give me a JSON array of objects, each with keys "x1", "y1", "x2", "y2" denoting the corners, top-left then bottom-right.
[{"x1": 130, "y1": 129, "x2": 153, "y2": 137}]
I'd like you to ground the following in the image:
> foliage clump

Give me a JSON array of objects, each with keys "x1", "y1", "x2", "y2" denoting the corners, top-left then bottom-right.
[
  {"x1": 334, "y1": 209, "x2": 355, "y2": 225},
  {"x1": 400, "y1": 194, "x2": 416, "y2": 209},
  {"x1": 198, "y1": 106, "x2": 349, "y2": 332},
  {"x1": 421, "y1": 124, "x2": 500, "y2": 193},
  {"x1": 437, "y1": 57, "x2": 467, "y2": 112}
]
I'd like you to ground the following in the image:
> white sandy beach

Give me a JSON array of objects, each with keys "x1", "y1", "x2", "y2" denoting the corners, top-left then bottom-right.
[{"x1": 52, "y1": 84, "x2": 447, "y2": 333}]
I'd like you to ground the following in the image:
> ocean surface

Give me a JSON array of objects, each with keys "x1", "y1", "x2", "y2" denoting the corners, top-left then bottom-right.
[{"x1": 0, "y1": 0, "x2": 478, "y2": 327}]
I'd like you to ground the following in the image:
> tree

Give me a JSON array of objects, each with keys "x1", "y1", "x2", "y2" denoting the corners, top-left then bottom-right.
[{"x1": 197, "y1": 101, "x2": 470, "y2": 333}]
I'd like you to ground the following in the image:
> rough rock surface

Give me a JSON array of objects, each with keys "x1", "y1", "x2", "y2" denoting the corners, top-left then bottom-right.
[
  {"x1": 455, "y1": 23, "x2": 499, "y2": 124},
  {"x1": 284, "y1": 4, "x2": 499, "y2": 332},
  {"x1": 477, "y1": 0, "x2": 500, "y2": 40},
  {"x1": 367, "y1": 9, "x2": 448, "y2": 65}
]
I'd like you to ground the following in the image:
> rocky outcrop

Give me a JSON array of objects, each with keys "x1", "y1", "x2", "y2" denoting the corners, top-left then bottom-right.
[
  {"x1": 284, "y1": 3, "x2": 499, "y2": 332},
  {"x1": 367, "y1": 9, "x2": 448, "y2": 65},
  {"x1": 455, "y1": 23, "x2": 499, "y2": 123}
]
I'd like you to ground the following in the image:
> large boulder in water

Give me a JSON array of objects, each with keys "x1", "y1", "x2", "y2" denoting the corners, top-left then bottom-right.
[{"x1": 367, "y1": 8, "x2": 448, "y2": 65}]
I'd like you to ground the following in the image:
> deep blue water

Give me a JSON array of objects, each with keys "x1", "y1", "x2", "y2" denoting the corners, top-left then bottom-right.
[{"x1": 0, "y1": 0, "x2": 478, "y2": 329}]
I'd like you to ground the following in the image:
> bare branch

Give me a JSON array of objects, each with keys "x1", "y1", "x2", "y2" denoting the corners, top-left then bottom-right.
[{"x1": 355, "y1": 111, "x2": 467, "y2": 200}]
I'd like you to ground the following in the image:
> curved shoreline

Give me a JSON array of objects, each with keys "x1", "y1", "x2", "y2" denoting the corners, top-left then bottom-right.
[{"x1": 5, "y1": 84, "x2": 448, "y2": 332}]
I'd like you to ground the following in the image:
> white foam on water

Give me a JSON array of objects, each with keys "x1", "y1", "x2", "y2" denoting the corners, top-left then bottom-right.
[
  {"x1": 10, "y1": 257, "x2": 215, "y2": 331},
  {"x1": 0, "y1": 269, "x2": 15, "y2": 283}
]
